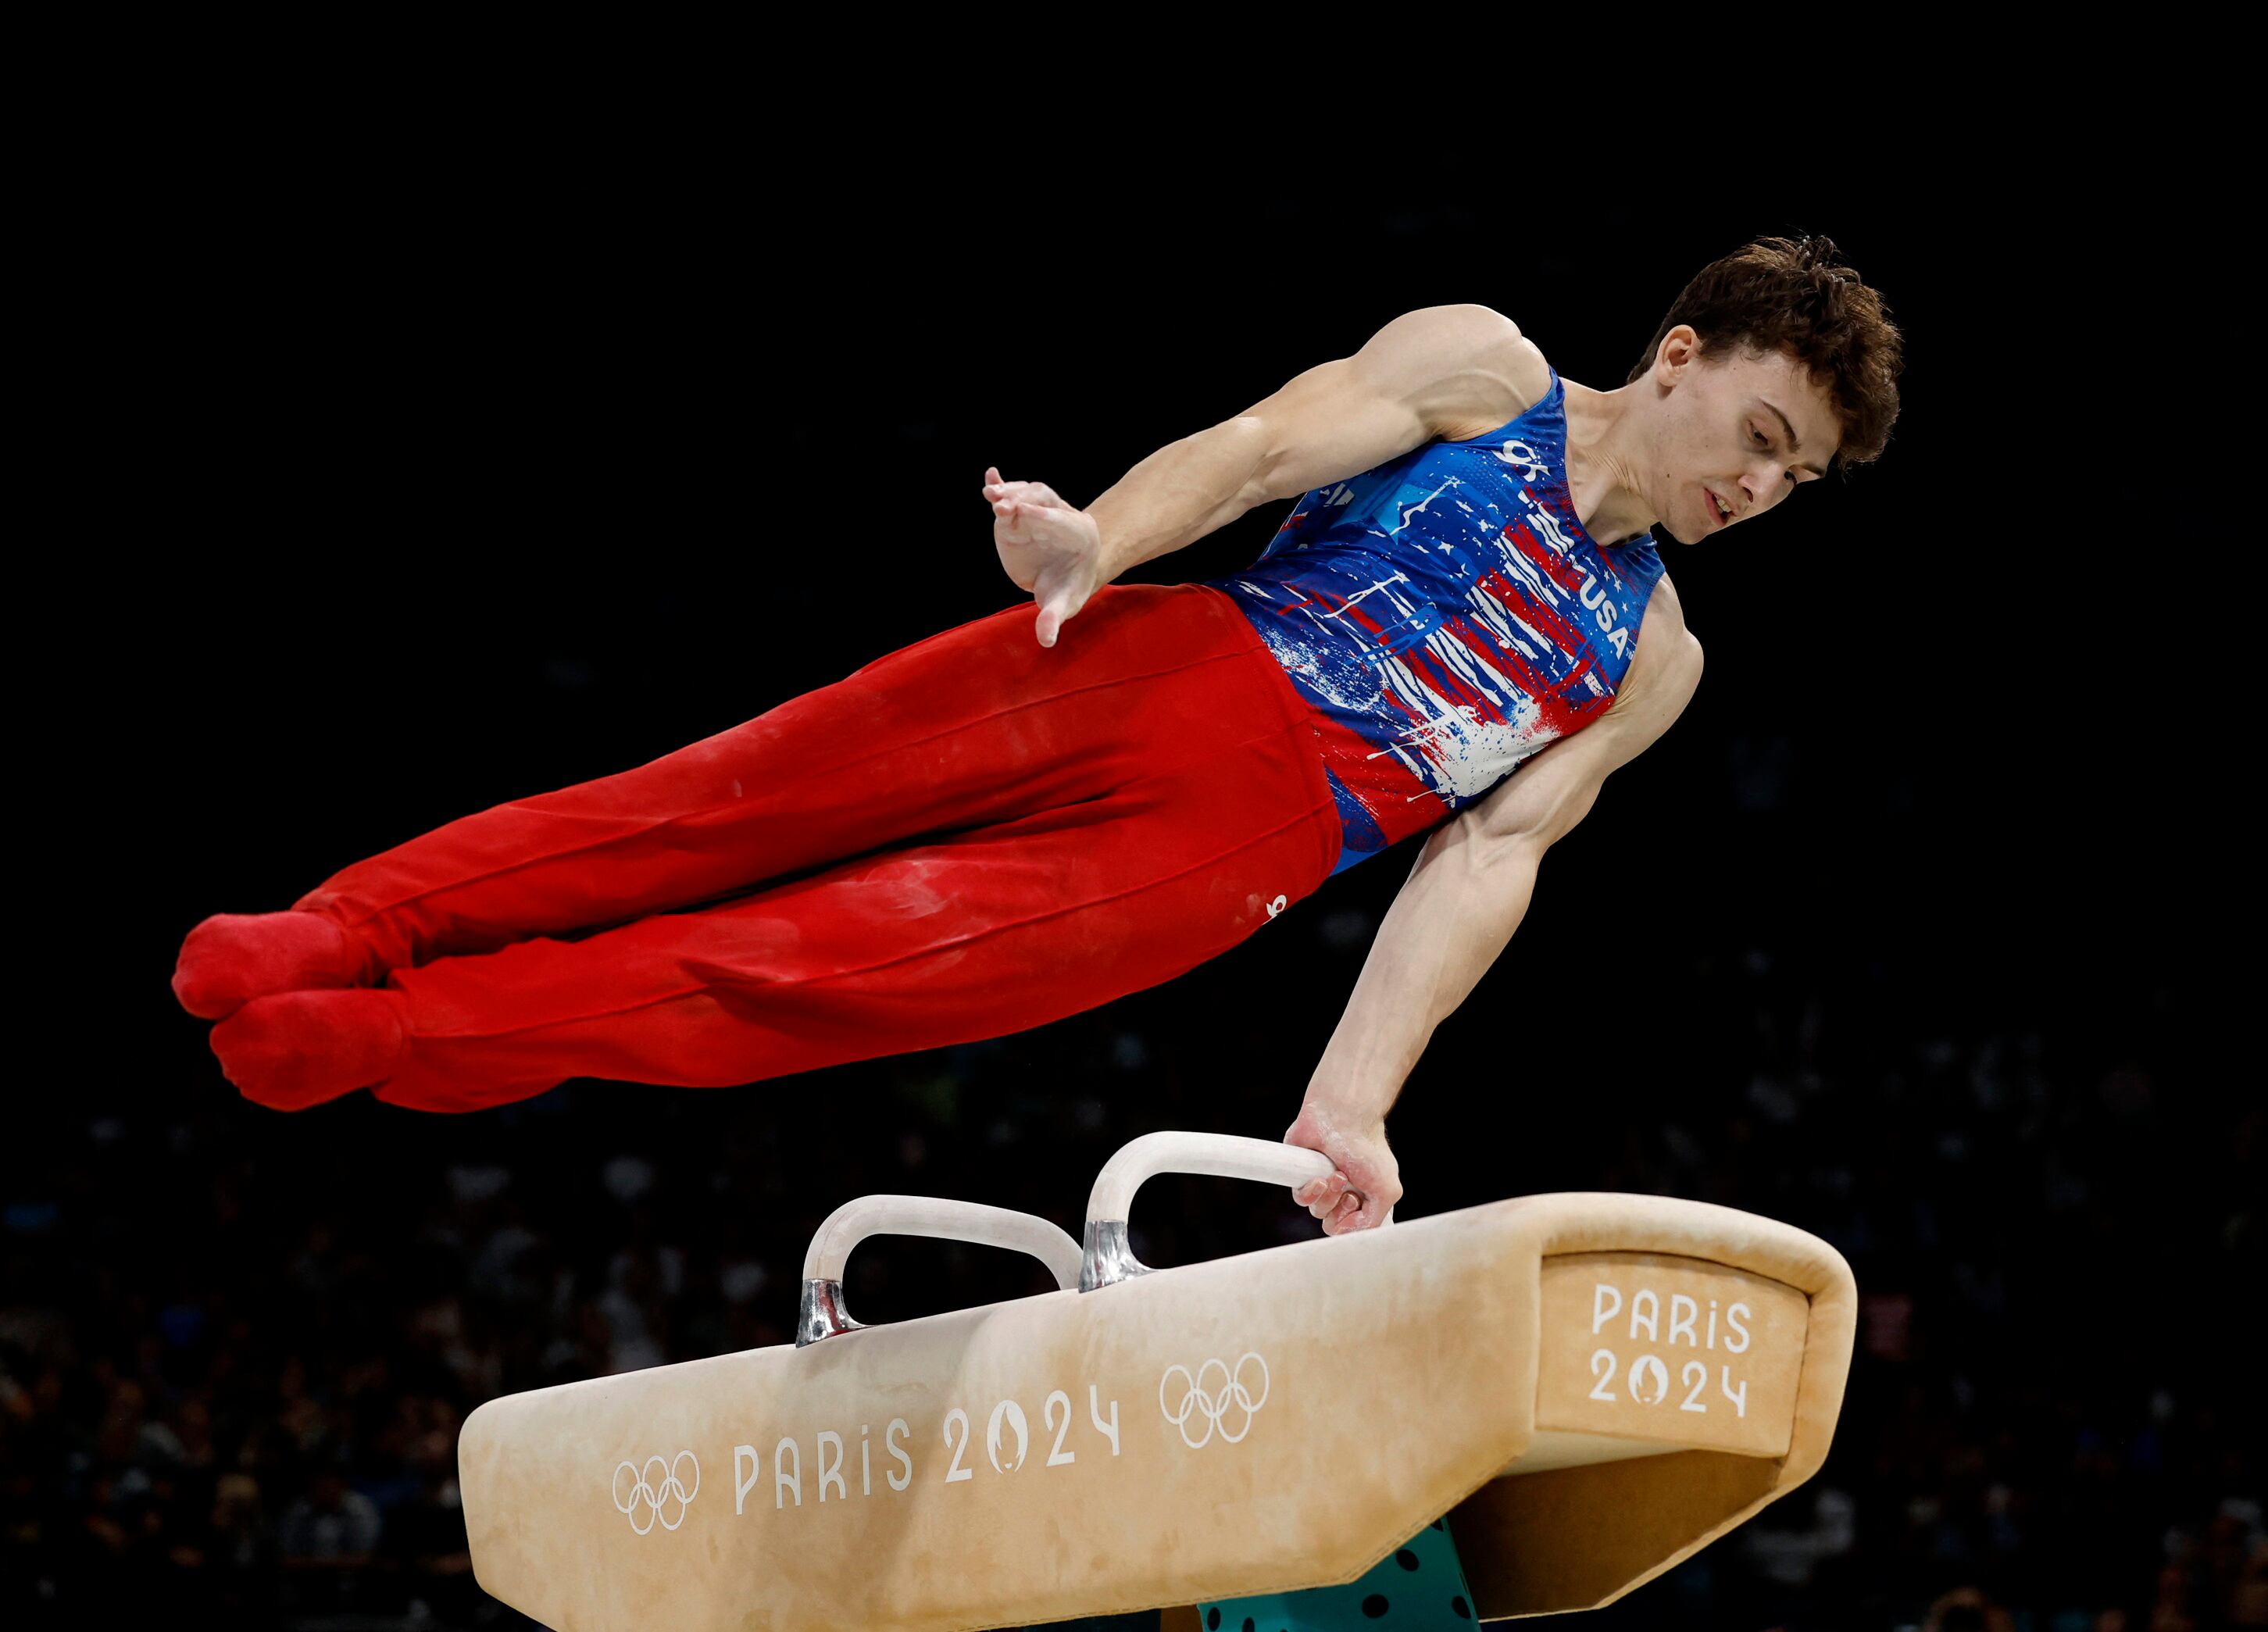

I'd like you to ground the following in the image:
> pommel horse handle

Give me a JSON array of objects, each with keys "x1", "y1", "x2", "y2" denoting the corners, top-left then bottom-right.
[
  {"x1": 1080, "y1": 1130, "x2": 1397, "y2": 1292},
  {"x1": 796, "y1": 1195, "x2": 1084, "y2": 1348}
]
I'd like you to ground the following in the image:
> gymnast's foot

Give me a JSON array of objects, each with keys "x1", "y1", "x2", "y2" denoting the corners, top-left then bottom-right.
[
  {"x1": 210, "y1": 989, "x2": 407, "y2": 1110},
  {"x1": 172, "y1": 911, "x2": 366, "y2": 1020}
]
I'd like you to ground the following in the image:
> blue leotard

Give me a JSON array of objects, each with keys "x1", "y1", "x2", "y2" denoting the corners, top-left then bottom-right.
[{"x1": 1206, "y1": 371, "x2": 1667, "y2": 874}]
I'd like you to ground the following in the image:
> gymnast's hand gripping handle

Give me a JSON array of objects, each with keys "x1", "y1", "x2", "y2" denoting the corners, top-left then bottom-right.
[
  {"x1": 1080, "y1": 1131, "x2": 1398, "y2": 1291},
  {"x1": 796, "y1": 1196, "x2": 1084, "y2": 1347}
]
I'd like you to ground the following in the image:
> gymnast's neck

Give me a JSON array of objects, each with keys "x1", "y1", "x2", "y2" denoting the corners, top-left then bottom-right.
[{"x1": 1559, "y1": 373, "x2": 1660, "y2": 550}]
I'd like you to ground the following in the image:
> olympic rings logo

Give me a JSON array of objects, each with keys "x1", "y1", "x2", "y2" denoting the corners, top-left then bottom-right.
[
  {"x1": 1158, "y1": 1353, "x2": 1270, "y2": 1449},
  {"x1": 611, "y1": 1451, "x2": 701, "y2": 1534}
]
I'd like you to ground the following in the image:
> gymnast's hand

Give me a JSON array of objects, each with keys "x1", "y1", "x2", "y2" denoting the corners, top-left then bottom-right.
[
  {"x1": 1282, "y1": 1098, "x2": 1402, "y2": 1236},
  {"x1": 984, "y1": 466, "x2": 1106, "y2": 648}
]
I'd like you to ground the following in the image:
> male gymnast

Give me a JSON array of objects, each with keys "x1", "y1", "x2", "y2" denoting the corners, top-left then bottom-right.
[{"x1": 173, "y1": 234, "x2": 1902, "y2": 1237}]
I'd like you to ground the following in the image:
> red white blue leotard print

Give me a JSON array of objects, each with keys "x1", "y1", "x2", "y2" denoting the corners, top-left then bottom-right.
[{"x1": 1205, "y1": 370, "x2": 1667, "y2": 877}]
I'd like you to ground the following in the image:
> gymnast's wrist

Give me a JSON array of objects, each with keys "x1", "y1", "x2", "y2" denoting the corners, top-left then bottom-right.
[
  {"x1": 1300, "y1": 1076, "x2": 1395, "y2": 1130},
  {"x1": 1089, "y1": 516, "x2": 1142, "y2": 587}
]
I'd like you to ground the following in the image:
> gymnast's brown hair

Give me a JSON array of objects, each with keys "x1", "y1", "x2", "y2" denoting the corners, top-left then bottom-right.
[{"x1": 1629, "y1": 234, "x2": 1904, "y2": 472}]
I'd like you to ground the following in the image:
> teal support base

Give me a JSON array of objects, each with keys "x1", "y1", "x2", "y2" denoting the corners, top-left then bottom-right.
[{"x1": 1194, "y1": 1516, "x2": 1476, "y2": 1630}]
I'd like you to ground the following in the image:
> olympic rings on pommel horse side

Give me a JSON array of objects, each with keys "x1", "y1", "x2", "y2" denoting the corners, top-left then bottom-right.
[{"x1": 455, "y1": 1130, "x2": 1857, "y2": 1630}]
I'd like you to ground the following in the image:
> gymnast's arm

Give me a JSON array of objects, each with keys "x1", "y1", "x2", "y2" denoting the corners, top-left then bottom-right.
[
  {"x1": 1302, "y1": 579, "x2": 1705, "y2": 1130},
  {"x1": 989, "y1": 304, "x2": 1539, "y2": 644},
  {"x1": 1082, "y1": 302, "x2": 1549, "y2": 582}
]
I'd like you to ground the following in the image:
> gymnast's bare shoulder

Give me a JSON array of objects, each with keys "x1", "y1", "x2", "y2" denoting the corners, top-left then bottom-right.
[
  {"x1": 1463, "y1": 576, "x2": 1702, "y2": 851},
  {"x1": 1600, "y1": 573, "x2": 1700, "y2": 733},
  {"x1": 1415, "y1": 306, "x2": 1555, "y2": 443},
  {"x1": 1234, "y1": 305, "x2": 1553, "y2": 507}
]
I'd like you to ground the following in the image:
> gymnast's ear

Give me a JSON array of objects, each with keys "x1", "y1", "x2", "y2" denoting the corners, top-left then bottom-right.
[{"x1": 1650, "y1": 323, "x2": 1704, "y2": 384}]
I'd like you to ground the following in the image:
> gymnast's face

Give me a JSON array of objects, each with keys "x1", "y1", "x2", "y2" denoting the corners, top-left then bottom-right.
[{"x1": 1646, "y1": 327, "x2": 1838, "y2": 545}]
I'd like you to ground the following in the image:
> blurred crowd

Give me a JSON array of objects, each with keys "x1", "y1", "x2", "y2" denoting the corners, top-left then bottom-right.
[{"x1": 3, "y1": 914, "x2": 2255, "y2": 1630}]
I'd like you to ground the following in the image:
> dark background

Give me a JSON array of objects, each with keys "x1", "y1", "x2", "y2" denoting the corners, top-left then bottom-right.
[{"x1": 5, "y1": 108, "x2": 2248, "y2": 1632}]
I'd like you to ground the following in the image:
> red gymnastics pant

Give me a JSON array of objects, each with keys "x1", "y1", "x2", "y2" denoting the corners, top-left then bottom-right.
[{"x1": 288, "y1": 583, "x2": 1345, "y2": 1112}]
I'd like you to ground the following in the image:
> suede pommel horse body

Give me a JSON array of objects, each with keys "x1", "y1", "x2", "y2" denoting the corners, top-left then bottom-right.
[{"x1": 457, "y1": 1132, "x2": 1857, "y2": 1629}]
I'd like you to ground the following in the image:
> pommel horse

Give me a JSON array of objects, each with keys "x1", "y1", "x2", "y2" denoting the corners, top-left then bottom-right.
[{"x1": 458, "y1": 1132, "x2": 1856, "y2": 1628}]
